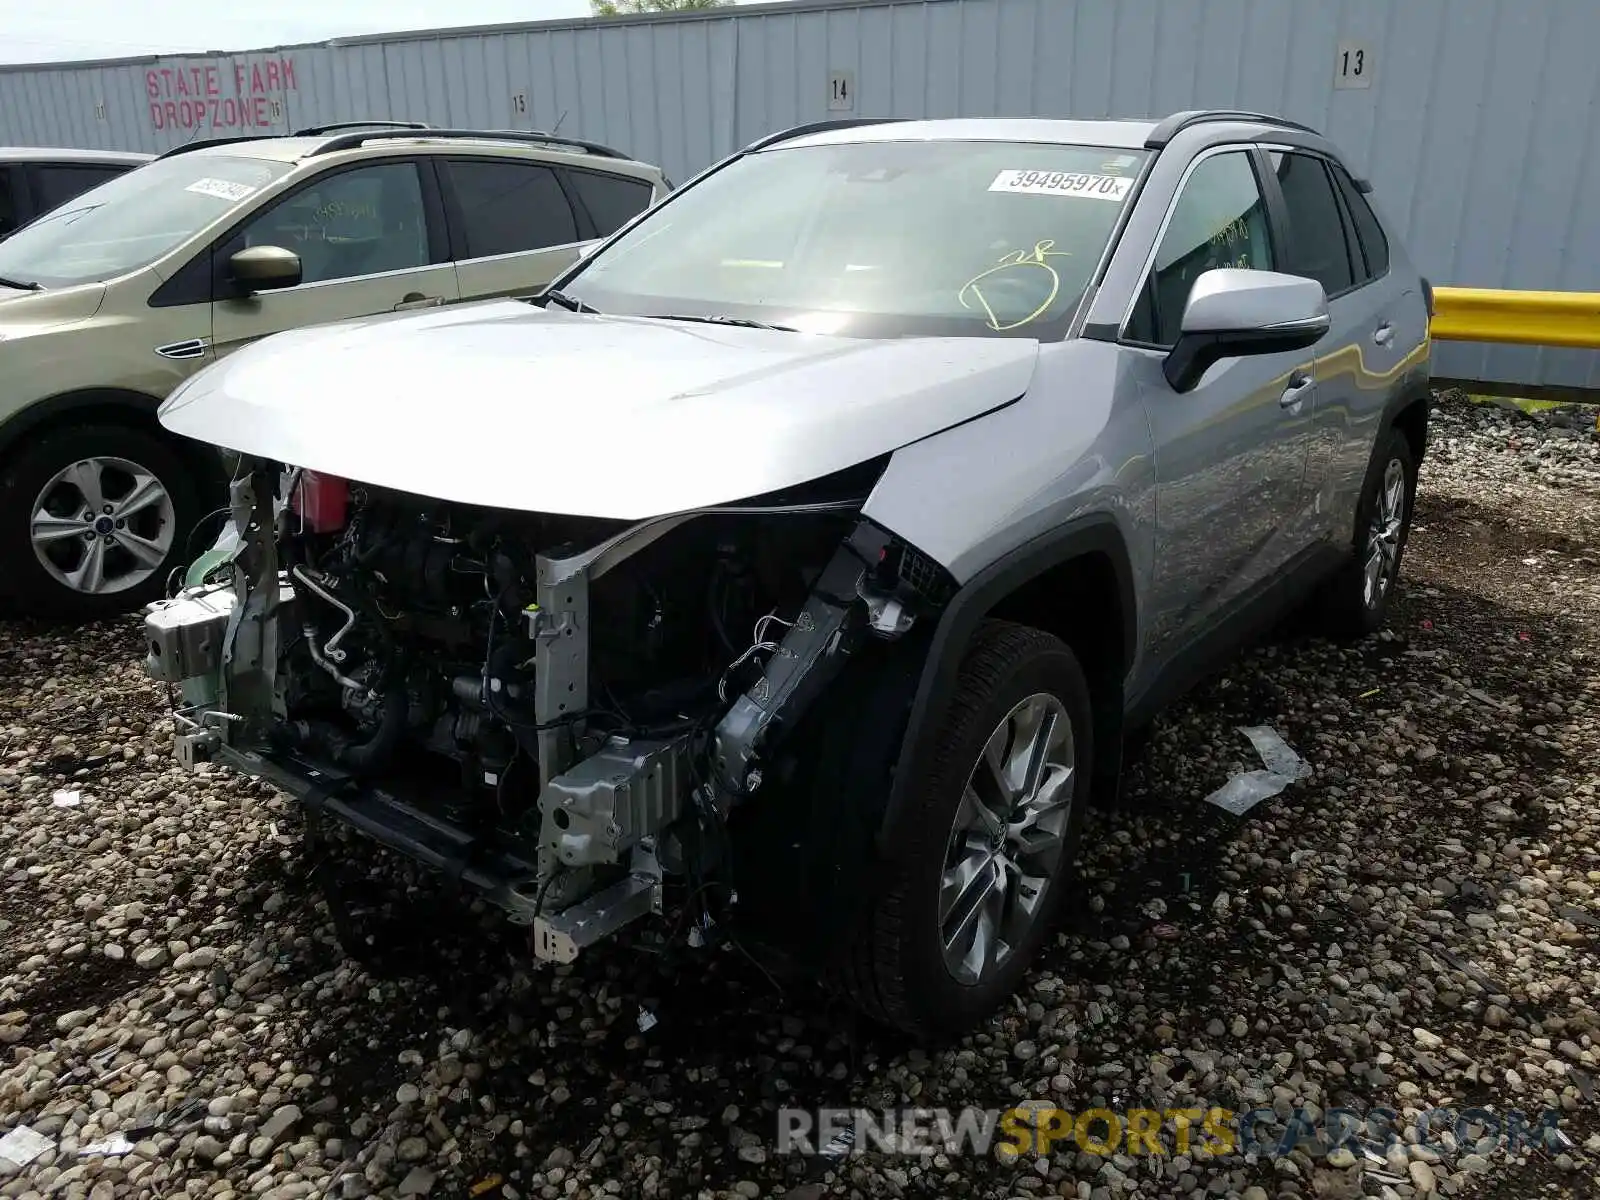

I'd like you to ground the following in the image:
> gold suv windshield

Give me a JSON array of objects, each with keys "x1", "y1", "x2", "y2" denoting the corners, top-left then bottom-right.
[{"x1": 0, "y1": 153, "x2": 294, "y2": 289}]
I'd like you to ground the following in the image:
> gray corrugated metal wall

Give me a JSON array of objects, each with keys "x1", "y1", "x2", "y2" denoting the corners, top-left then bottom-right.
[{"x1": 0, "y1": 0, "x2": 1596, "y2": 391}]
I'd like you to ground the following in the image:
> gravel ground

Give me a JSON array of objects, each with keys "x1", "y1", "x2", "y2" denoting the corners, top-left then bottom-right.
[{"x1": 1, "y1": 392, "x2": 1597, "y2": 1200}]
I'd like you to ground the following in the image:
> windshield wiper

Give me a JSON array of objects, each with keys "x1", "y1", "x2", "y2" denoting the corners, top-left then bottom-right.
[
  {"x1": 48, "y1": 203, "x2": 102, "y2": 229},
  {"x1": 539, "y1": 289, "x2": 599, "y2": 314},
  {"x1": 647, "y1": 313, "x2": 798, "y2": 333},
  {"x1": 0, "y1": 275, "x2": 42, "y2": 292}
]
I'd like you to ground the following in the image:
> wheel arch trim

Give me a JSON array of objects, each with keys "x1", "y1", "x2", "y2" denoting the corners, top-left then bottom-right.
[
  {"x1": 0, "y1": 388, "x2": 228, "y2": 500},
  {"x1": 1385, "y1": 379, "x2": 1432, "y2": 462},
  {"x1": 0, "y1": 388, "x2": 165, "y2": 464},
  {"x1": 875, "y1": 512, "x2": 1137, "y2": 851}
]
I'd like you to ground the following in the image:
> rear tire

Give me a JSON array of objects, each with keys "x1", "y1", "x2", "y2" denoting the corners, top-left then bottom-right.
[
  {"x1": 833, "y1": 620, "x2": 1093, "y2": 1039},
  {"x1": 0, "y1": 423, "x2": 200, "y2": 620},
  {"x1": 1315, "y1": 426, "x2": 1416, "y2": 640}
]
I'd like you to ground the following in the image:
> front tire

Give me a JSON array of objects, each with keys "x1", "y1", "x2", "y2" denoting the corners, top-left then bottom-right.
[
  {"x1": 836, "y1": 620, "x2": 1093, "y2": 1039},
  {"x1": 1316, "y1": 426, "x2": 1416, "y2": 640},
  {"x1": 0, "y1": 423, "x2": 200, "y2": 620}
]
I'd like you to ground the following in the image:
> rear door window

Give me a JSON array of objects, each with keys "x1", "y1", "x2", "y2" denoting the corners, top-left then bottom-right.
[
  {"x1": 446, "y1": 159, "x2": 579, "y2": 258},
  {"x1": 1266, "y1": 151, "x2": 1357, "y2": 296},
  {"x1": 1328, "y1": 161, "x2": 1390, "y2": 281},
  {"x1": 565, "y1": 169, "x2": 654, "y2": 237}
]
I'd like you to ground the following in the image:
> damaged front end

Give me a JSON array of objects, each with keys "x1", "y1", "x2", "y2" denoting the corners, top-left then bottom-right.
[{"x1": 142, "y1": 456, "x2": 947, "y2": 964}]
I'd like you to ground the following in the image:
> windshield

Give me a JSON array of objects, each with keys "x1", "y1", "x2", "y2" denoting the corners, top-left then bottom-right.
[
  {"x1": 0, "y1": 153, "x2": 295, "y2": 288},
  {"x1": 559, "y1": 138, "x2": 1148, "y2": 339}
]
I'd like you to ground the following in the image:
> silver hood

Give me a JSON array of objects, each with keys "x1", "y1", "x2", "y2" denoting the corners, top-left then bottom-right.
[{"x1": 158, "y1": 300, "x2": 1039, "y2": 520}]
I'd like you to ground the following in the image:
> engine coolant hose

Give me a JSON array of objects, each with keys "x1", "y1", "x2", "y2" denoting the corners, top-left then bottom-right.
[
  {"x1": 282, "y1": 684, "x2": 409, "y2": 774},
  {"x1": 278, "y1": 562, "x2": 410, "y2": 774}
]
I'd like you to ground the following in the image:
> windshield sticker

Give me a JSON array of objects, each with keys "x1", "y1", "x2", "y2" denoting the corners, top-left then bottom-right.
[
  {"x1": 989, "y1": 170, "x2": 1132, "y2": 201},
  {"x1": 958, "y1": 239, "x2": 1071, "y2": 332},
  {"x1": 185, "y1": 177, "x2": 258, "y2": 202},
  {"x1": 1102, "y1": 154, "x2": 1140, "y2": 173}
]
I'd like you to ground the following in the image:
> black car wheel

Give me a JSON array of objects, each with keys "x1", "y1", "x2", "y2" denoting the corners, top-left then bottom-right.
[
  {"x1": 834, "y1": 620, "x2": 1093, "y2": 1039},
  {"x1": 1317, "y1": 426, "x2": 1417, "y2": 640}
]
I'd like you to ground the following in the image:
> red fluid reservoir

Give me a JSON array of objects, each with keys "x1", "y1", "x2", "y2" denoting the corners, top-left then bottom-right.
[{"x1": 293, "y1": 471, "x2": 348, "y2": 532}]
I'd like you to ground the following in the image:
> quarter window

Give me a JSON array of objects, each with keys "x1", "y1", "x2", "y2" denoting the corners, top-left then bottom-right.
[
  {"x1": 566, "y1": 169, "x2": 654, "y2": 237},
  {"x1": 234, "y1": 162, "x2": 429, "y2": 285},
  {"x1": 1128, "y1": 151, "x2": 1274, "y2": 347},
  {"x1": 1267, "y1": 151, "x2": 1355, "y2": 296},
  {"x1": 448, "y1": 159, "x2": 579, "y2": 257},
  {"x1": 1329, "y1": 161, "x2": 1390, "y2": 281}
]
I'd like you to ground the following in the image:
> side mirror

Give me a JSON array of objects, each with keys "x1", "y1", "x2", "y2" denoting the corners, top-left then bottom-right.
[
  {"x1": 1163, "y1": 268, "x2": 1330, "y2": 393},
  {"x1": 228, "y1": 245, "x2": 302, "y2": 294}
]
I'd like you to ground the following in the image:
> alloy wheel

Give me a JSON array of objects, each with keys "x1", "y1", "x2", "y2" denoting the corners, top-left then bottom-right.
[
  {"x1": 1362, "y1": 456, "x2": 1407, "y2": 609},
  {"x1": 938, "y1": 692, "x2": 1075, "y2": 986},
  {"x1": 30, "y1": 456, "x2": 176, "y2": 596}
]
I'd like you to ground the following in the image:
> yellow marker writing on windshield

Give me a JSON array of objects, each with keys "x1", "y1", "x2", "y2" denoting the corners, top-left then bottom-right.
[
  {"x1": 959, "y1": 239, "x2": 1071, "y2": 332},
  {"x1": 1209, "y1": 217, "x2": 1249, "y2": 249}
]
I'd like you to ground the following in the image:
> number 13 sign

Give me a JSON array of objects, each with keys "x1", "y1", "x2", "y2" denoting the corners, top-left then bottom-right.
[{"x1": 1335, "y1": 40, "x2": 1374, "y2": 90}]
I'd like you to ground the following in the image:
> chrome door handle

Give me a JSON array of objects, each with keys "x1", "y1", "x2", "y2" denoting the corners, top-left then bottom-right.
[
  {"x1": 394, "y1": 293, "x2": 445, "y2": 311},
  {"x1": 1280, "y1": 372, "x2": 1314, "y2": 408},
  {"x1": 1373, "y1": 322, "x2": 1394, "y2": 346}
]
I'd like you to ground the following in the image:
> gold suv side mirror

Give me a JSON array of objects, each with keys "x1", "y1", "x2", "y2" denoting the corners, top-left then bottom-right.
[{"x1": 229, "y1": 245, "x2": 302, "y2": 294}]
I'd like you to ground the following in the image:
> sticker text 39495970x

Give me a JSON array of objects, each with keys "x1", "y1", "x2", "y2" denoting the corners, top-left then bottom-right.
[
  {"x1": 989, "y1": 170, "x2": 1133, "y2": 201},
  {"x1": 184, "y1": 178, "x2": 257, "y2": 203}
]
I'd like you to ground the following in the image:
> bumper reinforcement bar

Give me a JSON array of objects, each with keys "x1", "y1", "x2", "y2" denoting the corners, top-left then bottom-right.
[{"x1": 221, "y1": 745, "x2": 663, "y2": 959}]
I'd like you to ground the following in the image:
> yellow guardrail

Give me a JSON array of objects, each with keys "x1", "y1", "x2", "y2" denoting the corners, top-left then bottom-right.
[{"x1": 1430, "y1": 287, "x2": 1600, "y2": 350}]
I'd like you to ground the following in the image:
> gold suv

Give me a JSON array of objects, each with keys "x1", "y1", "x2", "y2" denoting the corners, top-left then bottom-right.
[{"x1": 0, "y1": 120, "x2": 668, "y2": 618}]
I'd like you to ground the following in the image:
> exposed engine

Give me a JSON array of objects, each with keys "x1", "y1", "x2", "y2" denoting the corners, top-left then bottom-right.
[
  {"x1": 145, "y1": 456, "x2": 944, "y2": 964},
  {"x1": 276, "y1": 471, "x2": 851, "y2": 824}
]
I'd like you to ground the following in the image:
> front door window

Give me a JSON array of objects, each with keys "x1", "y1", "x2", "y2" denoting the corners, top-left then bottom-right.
[{"x1": 234, "y1": 162, "x2": 429, "y2": 285}]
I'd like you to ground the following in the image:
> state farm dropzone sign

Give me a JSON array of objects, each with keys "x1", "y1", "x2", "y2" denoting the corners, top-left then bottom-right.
[{"x1": 144, "y1": 56, "x2": 298, "y2": 133}]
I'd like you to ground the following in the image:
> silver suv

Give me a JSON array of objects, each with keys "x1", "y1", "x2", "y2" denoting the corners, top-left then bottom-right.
[{"x1": 143, "y1": 110, "x2": 1431, "y2": 1038}]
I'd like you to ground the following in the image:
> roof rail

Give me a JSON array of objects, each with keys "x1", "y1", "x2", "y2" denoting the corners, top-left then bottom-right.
[
  {"x1": 152, "y1": 121, "x2": 435, "y2": 160},
  {"x1": 154, "y1": 134, "x2": 277, "y2": 160},
  {"x1": 744, "y1": 117, "x2": 909, "y2": 153},
  {"x1": 293, "y1": 119, "x2": 435, "y2": 136},
  {"x1": 1144, "y1": 109, "x2": 1320, "y2": 149},
  {"x1": 306, "y1": 127, "x2": 633, "y2": 159}
]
